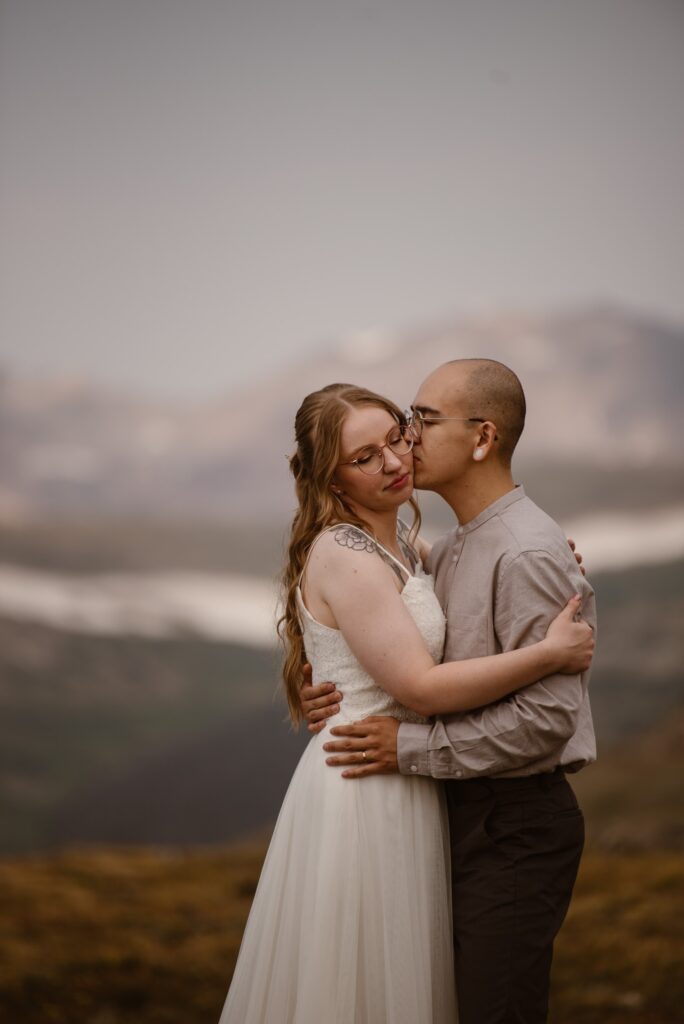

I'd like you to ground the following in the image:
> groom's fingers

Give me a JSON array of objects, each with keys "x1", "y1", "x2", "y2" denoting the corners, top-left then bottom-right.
[
  {"x1": 567, "y1": 537, "x2": 587, "y2": 576},
  {"x1": 341, "y1": 762, "x2": 386, "y2": 778},
  {"x1": 328, "y1": 722, "x2": 371, "y2": 739},
  {"x1": 323, "y1": 737, "x2": 368, "y2": 755},
  {"x1": 324, "y1": 751, "x2": 376, "y2": 766},
  {"x1": 302, "y1": 682, "x2": 338, "y2": 702},
  {"x1": 305, "y1": 691, "x2": 342, "y2": 712},
  {"x1": 323, "y1": 729, "x2": 372, "y2": 763},
  {"x1": 307, "y1": 704, "x2": 340, "y2": 723}
]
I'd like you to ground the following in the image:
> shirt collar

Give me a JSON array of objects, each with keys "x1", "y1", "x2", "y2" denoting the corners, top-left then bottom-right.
[{"x1": 459, "y1": 484, "x2": 526, "y2": 534}]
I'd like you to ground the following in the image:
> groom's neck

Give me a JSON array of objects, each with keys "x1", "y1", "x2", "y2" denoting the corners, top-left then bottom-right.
[{"x1": 440, "y1": 466, "x2": 516, "y2": 526}]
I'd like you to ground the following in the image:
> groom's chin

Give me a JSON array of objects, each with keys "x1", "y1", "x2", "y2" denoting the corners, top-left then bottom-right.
[{"x1": 411, "y1": 467, "x2": 430, "y2": 491}]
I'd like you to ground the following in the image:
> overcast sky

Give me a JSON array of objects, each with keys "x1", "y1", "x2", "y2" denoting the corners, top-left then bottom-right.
[{"x1": 1, "y1": 0, "x2": 682, "y2": 399}]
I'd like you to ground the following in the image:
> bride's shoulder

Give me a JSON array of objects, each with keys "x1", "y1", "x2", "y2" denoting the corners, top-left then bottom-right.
[
  {"x1": 306, "y1": 525, "x2": 395, "y2": 584},
  {"x1": 309, "y1": 523, "x2": 378, "y2": 564}
]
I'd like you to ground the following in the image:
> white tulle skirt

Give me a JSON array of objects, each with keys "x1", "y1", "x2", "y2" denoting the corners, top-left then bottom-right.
[{"x1": 218, "y1": 728, "x2": 457, "y2": 1024}]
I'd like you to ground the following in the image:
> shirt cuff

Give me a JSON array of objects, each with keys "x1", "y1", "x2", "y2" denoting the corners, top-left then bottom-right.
[{"x1": 397, "y1": 721, "x2": 432, "y2": 776}]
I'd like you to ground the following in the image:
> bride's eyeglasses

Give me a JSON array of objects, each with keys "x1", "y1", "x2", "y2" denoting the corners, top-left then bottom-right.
[{"x1": 338, "y1": 424, "x2": 415, "y2": 475}]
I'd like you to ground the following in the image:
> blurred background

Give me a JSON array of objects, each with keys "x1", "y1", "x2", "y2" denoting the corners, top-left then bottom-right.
[{"x1": 0, "y1": 1, "x2": 682, "y2": 1022}]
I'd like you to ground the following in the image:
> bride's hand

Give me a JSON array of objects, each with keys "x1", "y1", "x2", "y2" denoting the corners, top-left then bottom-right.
[{"x1": 543, "y1": 596, "x2": 595, "y2": 674}]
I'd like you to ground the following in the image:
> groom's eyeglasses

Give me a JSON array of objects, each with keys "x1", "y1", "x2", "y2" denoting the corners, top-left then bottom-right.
[
  {"x1": 338, "y1": 425, "x2": 414, "y2": 475},
  {"x1": 404, "y1": 409, "x2": 485, "y2": 439}
]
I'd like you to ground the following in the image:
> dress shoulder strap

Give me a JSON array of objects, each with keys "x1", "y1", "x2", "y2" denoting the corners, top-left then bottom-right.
[
  {"x1": 298, "y1": 523, "x2": 412, "y2": 587},
  {"x1": 328, "y1": 523, "x2": 412, "y2": 581}
]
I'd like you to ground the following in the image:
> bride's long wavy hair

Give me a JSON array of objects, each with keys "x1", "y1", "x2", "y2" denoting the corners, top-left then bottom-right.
[{"x1": 278, "y1": 383, "x2": 421, "y2": 726}]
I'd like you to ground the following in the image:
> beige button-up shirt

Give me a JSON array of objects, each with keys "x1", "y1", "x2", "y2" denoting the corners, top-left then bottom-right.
[{"x1": 397, "y1": 485, "x2": 597, "y2": 779}]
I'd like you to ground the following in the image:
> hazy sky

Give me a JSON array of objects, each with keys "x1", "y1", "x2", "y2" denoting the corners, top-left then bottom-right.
[{"x1": 1, "y1": 0, "x2": 682, "y2": 399}]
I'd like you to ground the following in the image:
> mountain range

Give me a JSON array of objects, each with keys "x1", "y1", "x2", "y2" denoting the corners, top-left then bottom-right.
[{"x1": 1, "y1": 303, "x2": 682, "y2": 525}]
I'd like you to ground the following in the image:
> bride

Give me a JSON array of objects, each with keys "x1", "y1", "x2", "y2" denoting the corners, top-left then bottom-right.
[{"x1": 218, "y1": 383, "x2": 593, "y2": 1024}]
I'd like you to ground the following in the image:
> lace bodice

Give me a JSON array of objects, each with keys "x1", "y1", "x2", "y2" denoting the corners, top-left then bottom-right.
[{"x1": 295, "y1": 529, "x2": 446, "y2": 725}]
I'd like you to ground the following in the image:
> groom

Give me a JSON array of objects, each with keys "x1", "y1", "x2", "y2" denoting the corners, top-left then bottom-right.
[{"x1": 300, "y1": 358, "x2": 597, "y2": 1024}]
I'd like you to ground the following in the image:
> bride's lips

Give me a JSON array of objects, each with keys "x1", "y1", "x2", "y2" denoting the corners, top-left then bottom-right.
[{"x1": 385, "y1": 472, "x2": 411, "y2": 490}]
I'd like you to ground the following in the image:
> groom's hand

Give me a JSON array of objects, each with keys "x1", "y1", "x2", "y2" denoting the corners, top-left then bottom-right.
[
  {"x1": 323, "y1": 716, "x2": 400, "y2": 778},
  {"x1": 300, "y1": 662, "x2": 343, "y2": 734},
  {"x1": 567, "y1": 538, "x2": 586, "y2": 577}
]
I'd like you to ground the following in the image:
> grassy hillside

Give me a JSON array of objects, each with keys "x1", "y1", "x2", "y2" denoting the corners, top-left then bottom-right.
[
  {"x1": 0, "y1": 619, "x2": 283, "y2": 852},
  {"x1": 0, "y1": 843, "x2": 680, "y2": 1024},
  {"x1": 584, "y1": 558, "x2": 684, "y2": 743},
  {"x1": 1, "y1": 708, "x2": 681, "y2": 1020},
  {"x1": 0, "y1": 557, "x2": 682, "y2": 854},
  {"x1": 573, "y1": 707, "x2": 684, "y2": 851},
  {"x1": 0, "y1": 527, "x2": 681, "y2": 1020}
]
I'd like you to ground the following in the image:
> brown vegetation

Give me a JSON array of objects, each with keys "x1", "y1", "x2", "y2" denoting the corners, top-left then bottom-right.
[{"x1": 0, "y1": 840, "x2": 681, "y2": 1024}]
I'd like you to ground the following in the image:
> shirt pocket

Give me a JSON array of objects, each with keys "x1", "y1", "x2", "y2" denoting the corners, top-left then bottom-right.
[{"x1": 446, "y1": 610, "x2": 492, "y2": 659}]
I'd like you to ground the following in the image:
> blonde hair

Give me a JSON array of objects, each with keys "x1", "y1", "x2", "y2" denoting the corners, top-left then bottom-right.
[{"x1": 278, "y1": 383, "x2": 421, "y2": 725}]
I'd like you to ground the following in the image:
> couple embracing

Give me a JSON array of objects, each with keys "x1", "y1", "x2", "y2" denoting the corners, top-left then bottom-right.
[{"x1": 219, "y1": 358, "x2": 597, "y2": 1024}]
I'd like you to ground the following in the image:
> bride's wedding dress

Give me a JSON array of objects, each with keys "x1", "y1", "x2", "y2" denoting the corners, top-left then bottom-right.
[{"x1": 218, "y1": 527, "x2": 457, "y2": 1023}]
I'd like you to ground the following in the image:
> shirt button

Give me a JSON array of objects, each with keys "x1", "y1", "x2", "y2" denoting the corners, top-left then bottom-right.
[
  {"x1": 410, "y1": 765, "x2": 418, "y2": 773},
  {"x1": 455, "y1": 769, "x2": 463, "y2": 778}
]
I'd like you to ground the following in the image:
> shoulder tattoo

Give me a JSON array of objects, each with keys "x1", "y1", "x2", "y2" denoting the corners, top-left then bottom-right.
[
  {"x1": 333, "y1": 525, "x2": 376, "y2": 553},
  {"x1": 333, "y1": 525, "x2": 406, "y2": 585}
]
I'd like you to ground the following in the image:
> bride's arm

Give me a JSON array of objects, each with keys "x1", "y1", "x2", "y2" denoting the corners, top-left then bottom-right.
[{"x1": 311, "y1": 532, "x2": 593, "y2": 717}]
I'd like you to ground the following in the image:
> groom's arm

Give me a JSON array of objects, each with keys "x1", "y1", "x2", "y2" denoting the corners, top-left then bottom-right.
[
  {"x1": 397, "y1": 548, "x2": 595, "y2": 779},
  {"x1": 300, "y1": 539, "x2": 587, "y2": 735}
]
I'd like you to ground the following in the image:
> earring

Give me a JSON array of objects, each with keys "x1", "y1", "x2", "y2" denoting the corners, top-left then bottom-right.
[{"x1": 473, "y1": 448, "x2": 485, "y2": 461}]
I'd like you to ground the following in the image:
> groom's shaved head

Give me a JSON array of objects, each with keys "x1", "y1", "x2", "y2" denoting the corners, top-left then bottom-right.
[{"x1": 440, "y1": 358, "x2": 526, "y2": 465}]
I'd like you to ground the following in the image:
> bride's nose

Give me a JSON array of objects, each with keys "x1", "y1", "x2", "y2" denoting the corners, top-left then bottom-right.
[{"x1": 383, "y1": 447, "x2": 404, "y2": 472}]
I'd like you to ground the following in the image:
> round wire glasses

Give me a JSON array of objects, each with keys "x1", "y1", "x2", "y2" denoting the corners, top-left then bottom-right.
[
  {"x1": 338, "y1": 424, "x2": 414, "y2": 475},
  {"x1": 404, "y1": 409, "x2": 485, "y2": 439}
]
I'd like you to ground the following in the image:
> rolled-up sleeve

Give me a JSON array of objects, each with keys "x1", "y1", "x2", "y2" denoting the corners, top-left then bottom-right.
[{"x1": 397, "y1": 549, "x2": 591, "y2": 779}]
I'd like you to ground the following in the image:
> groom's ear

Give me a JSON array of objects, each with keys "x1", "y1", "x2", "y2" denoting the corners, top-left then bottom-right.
[{"x1": 473, "y1": 420, "x2": 498, "y2": 460}]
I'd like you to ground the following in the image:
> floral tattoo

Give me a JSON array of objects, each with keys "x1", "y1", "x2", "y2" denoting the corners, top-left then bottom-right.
[{"x1": 333, "y1": 525, "x2": 407, "y2": 585}]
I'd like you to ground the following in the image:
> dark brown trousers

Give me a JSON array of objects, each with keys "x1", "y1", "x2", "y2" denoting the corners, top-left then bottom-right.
[{"x1": 445, "y1": 769, "x2": 584, "y2": 1024}]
